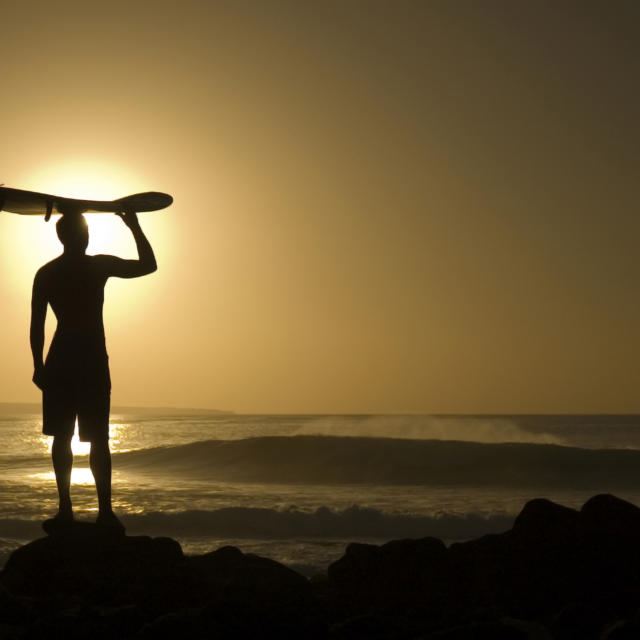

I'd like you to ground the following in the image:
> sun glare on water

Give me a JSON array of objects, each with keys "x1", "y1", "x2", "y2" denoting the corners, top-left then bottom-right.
[
  {"x1": 31, "y1": 467, "x2": 97, "y2": 486},
  {"x1": 39, "y1": 420, "x2": 128, "y2": 458},
  {"x1": 35, "y1": 421, "x2": 129, "y2": 485}
]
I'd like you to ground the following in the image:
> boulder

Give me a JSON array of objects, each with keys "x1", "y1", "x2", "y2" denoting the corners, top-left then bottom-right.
[
  {"x1": 327, "y1": 494, "x2": 640, "y2": 629},
  {"x1": 574, "y1": 495, "x2": 640, "y2": 612},
  {"x1": 23, "y1": 603, "x2": 146, "y2": 640},
  {"x1": 424, "y1": 618, "x2": 551, "y2": 639},
  {"x1": 510, "y1": 498, "x2": 579, "y2": 547},
  {"x1": 550, "y1": 602, "x2": 613, "y2": 640},
  {"x1": 0, "y1": 582, "x2": 30, "y2": 624},
  {"x1": 329, "y1": 537, "x2": 446, "y2": 605},
  {"x1": 579, "y1": 494, "x2": 640, "y2": 537},
  {"x1": 187, "y1": 546, "x2": 324, "y2": 639},
  {"x1": 188, "y1": 545, "x2": 307, "y2": 592},
  {"x1": 0, "y1": 523, "x2": 193, "y2": 618}
]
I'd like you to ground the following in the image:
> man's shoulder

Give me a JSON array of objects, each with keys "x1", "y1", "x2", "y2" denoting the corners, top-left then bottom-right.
[
  {"x1": 35, "y1": 254, "x2": 117, "y2": 278},
  {"x1": 90, "y1": 254, "x2": 122, "y2": 271},
  {"x1": 90, "y1": 254, "x2": 121, "y2": 264},
  {"x1": 35, "y1": 257, "x2": 62, "y2": 278}
]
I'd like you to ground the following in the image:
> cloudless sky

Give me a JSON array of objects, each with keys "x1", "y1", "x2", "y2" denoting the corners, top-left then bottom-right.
[{"x1": 1, "y1": 1, "x2": 638, "y2": 413}]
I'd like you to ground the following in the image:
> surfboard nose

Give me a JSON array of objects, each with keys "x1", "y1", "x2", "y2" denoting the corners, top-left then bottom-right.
[{"x1": 113, "y1": 192, "x2": 173, "y2": 212}]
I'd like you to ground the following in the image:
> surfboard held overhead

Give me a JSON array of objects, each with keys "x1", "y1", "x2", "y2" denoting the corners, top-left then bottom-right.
[{"x1": 0, "y1": 187, "x2": 173, "y2": 221}]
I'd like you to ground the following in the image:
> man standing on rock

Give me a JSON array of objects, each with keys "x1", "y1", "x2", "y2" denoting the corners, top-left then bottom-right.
[{"x1": 30, "y1": 207, "x2": 156, "y2": 531}]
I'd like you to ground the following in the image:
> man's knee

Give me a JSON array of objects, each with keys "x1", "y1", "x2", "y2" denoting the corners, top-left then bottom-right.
[
  {"x1": 90, "y1": 438, "x2": 110, "y2": 454},
  {"x1": 52, "y1": 434, "x2": 73, "y2": 448}
]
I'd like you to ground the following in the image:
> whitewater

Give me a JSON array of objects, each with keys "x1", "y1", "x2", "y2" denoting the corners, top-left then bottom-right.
[{"x1": 1, "y1": 411, "x2": 639, "y2": 576}]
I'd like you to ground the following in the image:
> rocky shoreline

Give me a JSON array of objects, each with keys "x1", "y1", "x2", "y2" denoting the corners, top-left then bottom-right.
[{"x1": 2, "y1": 494, "x2": 640, "y2": 638}]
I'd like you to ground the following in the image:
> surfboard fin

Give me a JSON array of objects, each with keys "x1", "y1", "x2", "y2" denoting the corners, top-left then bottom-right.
[{"x1": 45, "y1": 200, "x2": 53, "y2": 222}]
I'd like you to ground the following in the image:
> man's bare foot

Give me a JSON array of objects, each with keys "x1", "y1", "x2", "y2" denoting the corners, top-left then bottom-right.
[
  {"x1": 42, "y1": 509, "x2": 74, "y2": 533},
  {"x1": 96, "y1": 510, "x2": 125, "y2": 534},
  {"x1": 53, "y1": 507, "x2": 74, "y2": 522}
]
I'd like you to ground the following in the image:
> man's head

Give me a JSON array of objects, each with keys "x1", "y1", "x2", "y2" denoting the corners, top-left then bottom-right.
[{"x1": 56, "y1": 213, "x2": 89, "y2": 254}]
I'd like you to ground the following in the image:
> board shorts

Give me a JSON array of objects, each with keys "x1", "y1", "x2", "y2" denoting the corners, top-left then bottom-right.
[{"x1": 42, "y1": 342, "x2": 111, "y2": 443}]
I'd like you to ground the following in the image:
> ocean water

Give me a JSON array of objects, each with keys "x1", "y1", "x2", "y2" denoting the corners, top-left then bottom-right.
[{"x1": 1, "y1": 411, "x2": 639, "y2": 576}]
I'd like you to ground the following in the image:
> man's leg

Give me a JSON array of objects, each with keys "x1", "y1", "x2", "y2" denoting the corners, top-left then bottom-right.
[
  {"x1": 90, "y1": 438, "x2": 124, "y2": 530},
  {"x1": 90, "y1": 438, "x2": 112, "y2": 516},
  {"x1": 51, "y1": 434, "x2": 73, "y2": 519}
]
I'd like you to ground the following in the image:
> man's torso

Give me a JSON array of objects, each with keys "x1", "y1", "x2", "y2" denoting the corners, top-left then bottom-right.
[{"x1": 39, "y1": 255, "x2": 110, "y2": 382}]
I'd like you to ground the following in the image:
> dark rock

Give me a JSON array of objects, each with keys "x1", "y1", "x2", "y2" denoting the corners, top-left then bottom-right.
[
  {"x1": 6, "y1": 494, "x2": 640, "y2": 639},
  {"x1": 0, "y1": 527, "x2": 326, "y2": 638},
  {"x1": 424, "y1": 619, "x2": 541, "y2": 639},
  {"x1": 135, "y1": 608, "x2": 206, "y2": 639},
  {"x1": 328, "y1": 542, "x2": 379, "y2": 593},
  {"x1": 138, "y1": 597, "x2": 327, "y2": 640},
  {"x1": 0, "y1": 581, "x2": 30, "y2": 624},
  {"x1": 573, "y1": 495, "x2": 640, "y2": 615},
  {"x1": 445, "y1": 532, "x2": 512, "y2": 613},
  {"x1": 446, "y1": 496, "x2": 640, "y2": 620},
  {"x1": 22, "y1": 603, "x2": 145, "y2": 640},
  {"x1": 507, "y1": 498, "x2": 581, "y2": 608},
  {"x1": 330, "y1": 613, "x2": 408, "y2": 639},
  {"x1": 580, "y1": 494, "x2": 640, "y2": 537},
  {"x1": 601, "y1": 619, "x2": 640, "y2": 640},
  {"x1": 505, "y1": 500, "x2": 582, "y2": 617},
  {"x1": 188, "y1": 545, "x2": 307, "y2": 594},
  {"x1": 0, "y1": 524, "x2": 193, "y2": 620},
  {"x1": 599, "y1": 604, "x2": 640, "y2": 639},
  {"x1": 510, "y1": 498, "x2": 579, "y2": 546},
  {"x1": 327, "y1": 493, "x2": 640, "y2": 630},
  {"x1": 329, "y1": 537, "x2": 446, "y2": 612},
  {"x1": 187, "y1": 546, "x2": 325, "y2": 639},
  {"x1": 549, "y1": 602, "x2": 612, "y2": 640},
  {"x1": 0, "y1": 624, "x2": 25, "y2": 640}
]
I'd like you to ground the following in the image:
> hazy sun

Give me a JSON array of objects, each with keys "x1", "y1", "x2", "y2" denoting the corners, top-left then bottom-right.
[
  {"x1": 15, "y1": 158, "x2": 148, "y2": 255},
  {"x1": 1, "y1": 157, "x2": 167, "y2": 300}
]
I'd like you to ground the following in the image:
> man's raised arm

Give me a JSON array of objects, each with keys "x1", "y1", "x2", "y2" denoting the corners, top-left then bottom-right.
[
  {"x1": 104, "y1": 210, "x2": 157, "y2": 279},
  {"x1": 30, "y1": 271, "x2": 47, "y2": 390}
]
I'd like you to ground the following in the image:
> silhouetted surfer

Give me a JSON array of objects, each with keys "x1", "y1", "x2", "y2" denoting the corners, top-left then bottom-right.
[{"x1": 30, "y1": 208, "x2": 156, "y2": 531}]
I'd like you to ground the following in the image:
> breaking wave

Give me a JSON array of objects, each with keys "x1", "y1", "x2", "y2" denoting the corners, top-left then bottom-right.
[
  {"x1": 293, "y1": 415, "x2": 565, "y2": 445},
  {"x1": 114, "y1": 435, "x2": 640, "y2": 489},
  {"x1": 121, "y1": 505, "x2": 514, "y2": 540},
  {"x1": 0, "y1": 506, "x2": 514, "y2": 543}
]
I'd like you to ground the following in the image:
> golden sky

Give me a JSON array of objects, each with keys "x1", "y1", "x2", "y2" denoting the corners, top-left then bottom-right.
[{"x1": 1, "y1": 1, "x2": 638, "y2": 413}]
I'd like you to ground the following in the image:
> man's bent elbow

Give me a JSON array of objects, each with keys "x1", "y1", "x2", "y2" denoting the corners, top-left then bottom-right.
[{"x1": 145, "y1": 261, "x2": 158, "y2": 275}]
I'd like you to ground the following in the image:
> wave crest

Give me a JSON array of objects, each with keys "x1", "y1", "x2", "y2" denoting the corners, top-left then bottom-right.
[
  {"x1": 123, "y1": 506, "x2": 515, "y2": 540},
  {"x1": 114, "y1": 435, "x2": 640, "y2": 489},
  {"x1": 293, "y1": 416, "x2": 565, "y2": 445}
]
